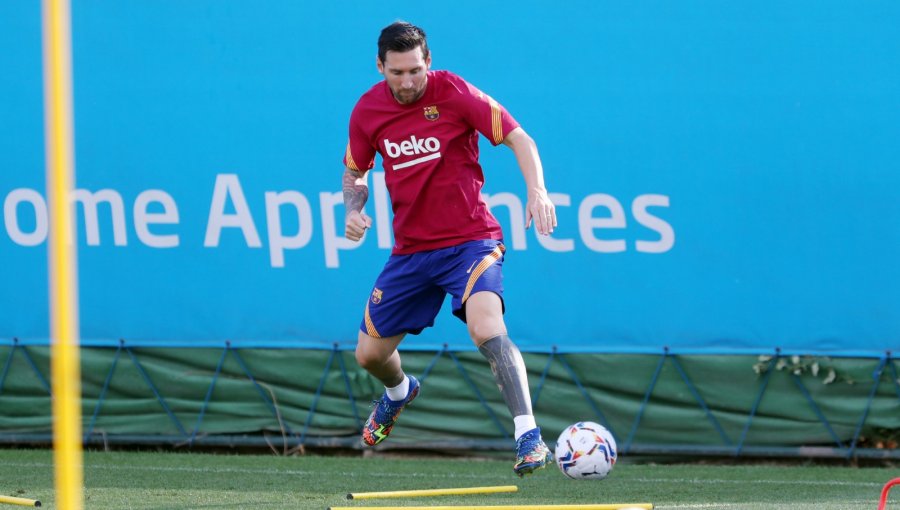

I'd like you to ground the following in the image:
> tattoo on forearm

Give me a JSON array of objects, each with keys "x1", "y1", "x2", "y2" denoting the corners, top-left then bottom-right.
[{"x1": 342, "y1": 168, "x2": 369, "y2": 213}]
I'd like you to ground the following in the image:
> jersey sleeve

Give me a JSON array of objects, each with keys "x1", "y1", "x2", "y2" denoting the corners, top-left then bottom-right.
[
  {"x1": 343, "y1": 105, "x2": 376, "y2": 173},
  {"x1": 453, "y1": 75, "x2": 520, "y2": 146}
]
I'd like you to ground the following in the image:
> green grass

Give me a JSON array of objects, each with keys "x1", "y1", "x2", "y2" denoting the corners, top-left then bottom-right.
[{"x1": 0, "y1": 449, "x2": 895, "y2": 509}]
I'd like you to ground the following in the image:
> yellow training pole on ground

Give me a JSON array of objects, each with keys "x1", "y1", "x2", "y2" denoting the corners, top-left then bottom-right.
[
  {"x1": 328, "y1": 504, "x2": 653, "y2": 510},
  {"x1": 0, "y1": 495, "x2": 41, "y2": 507},
  {"x1": 42, "y1": 0, "x2": 83, "y2": 509},
  {"x1": 347, "y1": 485, "x2": 518, "y2": 500}
]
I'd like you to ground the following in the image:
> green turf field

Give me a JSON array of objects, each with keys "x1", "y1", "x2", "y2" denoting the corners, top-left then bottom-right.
[{"x1": 0, "y1": 449, "x2": 895, "y2": 509}]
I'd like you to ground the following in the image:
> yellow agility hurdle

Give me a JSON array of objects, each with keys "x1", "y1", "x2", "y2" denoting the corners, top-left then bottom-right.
[
  {"x1": 347, "y1": 485, "x2": 518, "y2": 500},
  {"x1": 330, "y1": 504, "x2": 653, "y2": 510},
  {"x1": 0, "y1": 495, "x2": 41, "y2": 507}
]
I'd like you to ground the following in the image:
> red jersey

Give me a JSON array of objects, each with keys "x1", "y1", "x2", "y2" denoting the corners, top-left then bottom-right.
[{"x1": 343, "y1": 70, "x2": 520, "y2": 254}]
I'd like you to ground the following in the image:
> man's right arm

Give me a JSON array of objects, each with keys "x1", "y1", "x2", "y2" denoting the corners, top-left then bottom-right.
[{"x1": 343, "y1": 166, "x2": 372, "y2": 242}]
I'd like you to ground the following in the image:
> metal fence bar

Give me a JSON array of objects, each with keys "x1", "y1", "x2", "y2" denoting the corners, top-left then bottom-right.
[
  {"x1": 84, "y1": 343, "x2": 123, "y2": 441},
  {"x1": 299, "y1": 347, "x2": 336, "y2": 444},
  {"x1": 557, "y1": 353, "x2": 614, "y2": 437},
  {"x1": 889, "y1": 355, "x2": 900, "y2": 402},
  {"x1": 418, "y1": 345, "x2": 447, "y2": 383},
  {"x1": 623, "y1": 349, "x2": 668, "y2": 453},
  {"x1": 447, "y1": 350, "x2": 510, "y2": 438},
  {"x1": 846, "y1": 355, "x2": 890, "y2": 458},
  {"x1": 0, "y1": 339, "x2": 17, "y2": 397},
  {"x1": 735, "y1": 352, "x2": 779, "y2": 456},
  {"x1": 530, "y1": 347, "x2": 557, "y2": 406},
  {"x1": 335, "y1": 345, "x2": 363, "y2": 429},
  {"x1": 123, "y1": 342, "x2": 189, "y2": 437},
  {"x1": 790, "y1": 372, "x2": 844, "y2": 449},
  {"x1": 229, "y1": 345, "x2": 297, "y2": 437},
  {"x1": 188, "y1": 344, "x2": 229, "y2": 447},
  {"x1": 17, "y1": 342, "x2": 51, "y2": 393},
  {"x1": 670, "y1": 351, "x2": 732, "y2": 446},
  {"x1": 4, "y1": 431, "x2": 900, "y2": 458}
]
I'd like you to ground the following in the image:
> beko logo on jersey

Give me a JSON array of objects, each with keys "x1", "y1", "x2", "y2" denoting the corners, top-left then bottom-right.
[{"x1": 383, "y1": 135, "x2": 442, "y2": 170}]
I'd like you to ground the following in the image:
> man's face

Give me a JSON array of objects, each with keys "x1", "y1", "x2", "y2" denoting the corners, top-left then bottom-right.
[{"x1": 377, "y1": 46, "x2": 431, "y2": 105}]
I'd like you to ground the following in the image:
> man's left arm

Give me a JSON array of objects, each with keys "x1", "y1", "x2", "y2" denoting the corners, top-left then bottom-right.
[{"x1": 502, "y1": 127, "x2": 556, "y2": 235}]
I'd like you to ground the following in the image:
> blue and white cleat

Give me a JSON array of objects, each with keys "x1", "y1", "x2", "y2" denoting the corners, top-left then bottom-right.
[
  {"x1": 361, "y1": 375, "x2": 420, "y2": 446},
  {"x1": 513, "y1": 427, "x2": 552, "y2": 477}
]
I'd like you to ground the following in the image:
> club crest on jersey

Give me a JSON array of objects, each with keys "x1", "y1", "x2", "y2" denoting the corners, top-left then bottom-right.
[
  {"x1": 371, "y1": 288, "x2": 383, "y2": 304},
  {"x1": 423, "y1": 105, "x2": 440, "y2": 121}
]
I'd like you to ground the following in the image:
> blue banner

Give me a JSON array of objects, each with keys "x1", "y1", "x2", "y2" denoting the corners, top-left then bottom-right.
[{"x1": 2, "y1": 1, "x2": 899, "y2": 355}]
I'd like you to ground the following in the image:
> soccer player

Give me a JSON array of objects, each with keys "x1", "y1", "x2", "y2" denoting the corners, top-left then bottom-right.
[{"x1": 342, "y1": 21, "x2": 557, "y2": 476}]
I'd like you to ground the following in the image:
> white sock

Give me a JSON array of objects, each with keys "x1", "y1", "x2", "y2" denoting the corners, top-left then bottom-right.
[
  {"x1": 385, "y1": 375, "x2": 410, "y2": 402},
  {"x1": 513, "y1": 415, "x2": 537, "y2": 440}
]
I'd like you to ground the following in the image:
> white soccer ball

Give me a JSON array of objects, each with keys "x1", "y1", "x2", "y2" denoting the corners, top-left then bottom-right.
[{"x1": 554, "y1": 421, "x2": 618, "y2": 480}]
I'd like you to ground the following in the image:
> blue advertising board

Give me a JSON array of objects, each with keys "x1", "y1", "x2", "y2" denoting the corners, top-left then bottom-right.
[{"x1": 2, "y1": 1, "x2": 899, "y2": 355}]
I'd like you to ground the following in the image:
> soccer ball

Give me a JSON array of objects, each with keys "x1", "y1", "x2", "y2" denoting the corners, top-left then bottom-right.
[{"x1": 554, "y1": 421, "x2": 617, "y2": 480}]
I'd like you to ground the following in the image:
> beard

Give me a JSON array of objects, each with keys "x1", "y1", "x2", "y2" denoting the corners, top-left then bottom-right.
[{"x1": 391, "y1": 83, "x2": 426, "y2": 105}]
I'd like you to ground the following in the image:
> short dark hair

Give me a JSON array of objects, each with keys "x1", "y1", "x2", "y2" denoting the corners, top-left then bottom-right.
[{"x1": 377, "y1": 21, "x2": 429, "y2": 64}]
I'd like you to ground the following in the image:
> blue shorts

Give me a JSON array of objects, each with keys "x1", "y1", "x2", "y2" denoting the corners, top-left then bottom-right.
[{"x1": 360, "y1": 239, "x2": 506, "y2": 338}]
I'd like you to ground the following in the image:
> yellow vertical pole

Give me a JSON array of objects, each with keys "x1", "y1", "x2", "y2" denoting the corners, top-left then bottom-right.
[{"x1": 42, "y1": 0, "x2": 83, "y2": 508}]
